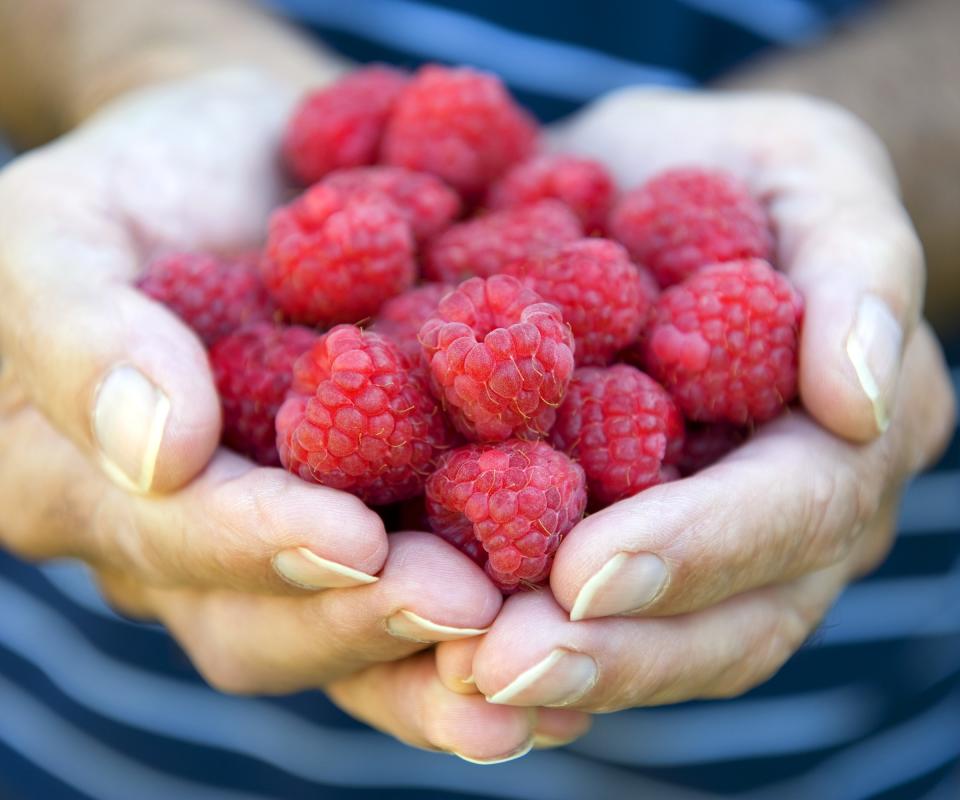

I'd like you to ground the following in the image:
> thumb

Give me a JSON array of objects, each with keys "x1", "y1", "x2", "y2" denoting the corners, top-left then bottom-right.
[
  {"x1": 765, "y1": 134, "x2": 922, "y2": 443},
  {"x1": 785, "y1": 200, "x2": 921, "y2": 442},
  {"x1": 0, "y1": 157, "x2": 221, "y2": 493}
]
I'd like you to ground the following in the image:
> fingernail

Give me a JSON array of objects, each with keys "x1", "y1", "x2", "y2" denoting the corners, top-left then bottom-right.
[
  {"x1": 93, "y1": 365, "x2": 170, "y2": 493},
  {"x1": 273, "y1": 546, "x2": 378, "y2": 590},
  {"x1": 569, "y1": 552, "x2": 668, "y2": 621},
  {"x1": 846, "y1": 295, "x2": 902, "y2": 433},
  {"x1": 452, "y1": 737, "x2": 534, "y2": 765},
  {"x1": 386, "y1": 609, "x2": 489, "y2": 643},
  {"x1": 486, "y1": 648, "x2": 598, "y2": 707}
]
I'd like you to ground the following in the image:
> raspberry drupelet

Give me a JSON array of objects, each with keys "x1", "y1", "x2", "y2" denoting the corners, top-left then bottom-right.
[
  {"x1": 282, "y1": 65, "x2": 409, "y2": 185},
  {"x1": 262, "y1": 182, "x2": 416, "y2": 327},
  {"x1": 424, "y1": 200, "x2": 582, "y2": 283},
  {"x1": 487, "y1": 153, "x2": 615, "y2": 234},
  {"x1": 276, "y1": 326, "x2": 454, "y2": 505},
  {"x1": 381, "y1": 64, "x2": 538, "y2": 196},
  {"x1": 138, "y1": 252, "x2": 276, "y2": 346},
  {"x1": 210, "y1": 322, "x2": 318, "y2": 466},
  {"x1": 609, "y1": 167, "x2": 774, "y2": 288},
  {"x1": 426, "y1": 439, "x2": 587, "y2": 591},
  {"x1": 419, "y1": 275, "x2": 576, "y2": 442},
  {"x1": 551, "y1": 365, "x2": 684, "y2": 507},
  {"x1": 319, "y1": 166, "x2": 461, "y2": 242},
  {"x1": 641, "y1": 258, "x2": 803, "y2": 425},
  {"x1": 504, "y1": 238, "x2": 657, "y2": 366}
]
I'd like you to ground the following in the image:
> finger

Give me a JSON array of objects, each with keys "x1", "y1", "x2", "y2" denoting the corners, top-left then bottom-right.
[
  {"x1": 435, "y1": 640, "x2": 593, "y2": 747},
  {"x1": 139, "y1": 532, "x2": 501, "y2": 693},
  {"x1": 0, "y1": 153, "x2": 220, "y2": 493},
  {"x1": 476, "y1": 564, "x2": 847, "y2": 712},
  {"x1": 532, "y1": 709, "x2": 594, "y2": 750},
  {"x1": 552, "y1": 325, "x2": 953, "y2": 621},
  {"x1": 436, "y1": 638, "x2": 482, "y2": 694},
  {"x1": 0, "y1": 399, "x2": 388, "y2": 592},
  {"x1": 327, "y1": 652, "x2": 538, "y2": 764},
  {"x1": 759, "y1": 107, "x2": 924, "y2": 442}
]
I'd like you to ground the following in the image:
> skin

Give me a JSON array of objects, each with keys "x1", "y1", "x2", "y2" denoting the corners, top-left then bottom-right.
[{"x1": 0, "y1": 0, "x2": 956, "y2": 764}]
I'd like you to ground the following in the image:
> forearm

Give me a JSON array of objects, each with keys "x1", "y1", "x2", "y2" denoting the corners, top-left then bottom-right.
[
  {"x1": 719, "y1": 0, "x2": 960, "y2": 333},
  {"x1": 0, "y1": 0, "x2": 347, "y2": 148}
]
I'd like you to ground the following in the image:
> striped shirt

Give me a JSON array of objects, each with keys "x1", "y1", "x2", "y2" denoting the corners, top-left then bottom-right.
[{"x1": 2, "y1": 2, "x2": 958, "y2": 798}]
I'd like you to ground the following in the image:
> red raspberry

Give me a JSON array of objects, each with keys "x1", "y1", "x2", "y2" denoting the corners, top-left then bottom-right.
[
  {"x1": 210, "y1": 323, "x2": 318, "y2": 466},
  {"x1": 138, "y1": 252, "x2": 275, "y2": 346},
  {"x1": 678, "y1": 423, "x2": 747, "y2": 476},
  {"x1": 262, "y1": 183, "x2": 416, "y2": 326},
  {"x1": 504, "y1": 239, "x2": 656, "y2": 366},
  {"x1": 320, "y1": 167, "x2": 461, "y2": 242},
  {"x1": 381, "y1": 64, "x2": 538, "y2": 196},
  {"x1": 642, "y1": 258, "x2": 803, "y2": 425},
  {"x1": 609, "y1": 167, "x2": 774, "y2": 288},
  {"x1": 276, "y1": 326, "x2": 453, "y2": 505},
  {"x1": 424, "y1": 200, "x2": 582, "y2": 283},
  {"x1": 426, "y1": 440, "x2": 587, "y2": 591},
  {"x1": 282, "y1": 66, "x2": 409, "y2": 185},
  {"x1": 488, "y1": 154, "x2": 615, "y2": 234},
  {"x1": 419, "y1": 275, "x2": 575, "y2": 442},
  {"x1": 551, "y1": 365, "x2": 683, "y2": 507},
  {"x1": 370, "y1": 283, "x2": 451, "y2": 363}
]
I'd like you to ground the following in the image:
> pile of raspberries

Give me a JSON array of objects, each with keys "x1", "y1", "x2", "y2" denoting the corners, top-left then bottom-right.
[{"x1": 138, "y1": 64, "x2": 803, "y2": 592}]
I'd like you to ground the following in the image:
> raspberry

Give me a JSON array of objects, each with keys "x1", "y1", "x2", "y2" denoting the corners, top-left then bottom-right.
[
  {"x1": 504, "y1": 239, "x2": 656, "y2": 366},
  {"x1": 424, "y1": 200, "x2": 582, "y2": 283},
  {"x1": 382, "y1": 64, "x2": 538, "y2": 196},
  {"x1": 282, "y1": 66, "x2": 409, "y2": 185},
  {"x1": 488, "y1": 154, "x2": 615, "y2": 234},
  {"x1": 276, "y1": 325, "x2": 453, "y2": 505},
  {"x1": 419, "y1": 275, "x2": 575, "y2": 442},
  {"x1": 642, "y1": 258, "x2": 803, "y2": 425},
  {"x1": 138, "y1": 252, "x2": 275, "y2": 346},
  {"x1": 209, "y1": 323, "x2": 318, "y2": 466},
  {"x1": 262, "y1": 183, "x2": 416, "y2": 326},
  {"x1": 609, "y1": 167, "x2": 774, "y2": 288},
  {"x1": 426, "y1": 439, "x2": 587, "y2": 591},
  {"x1": 678, "y1": 423, "x2": 747, "y2": 476},
  {"x1": 320, "y1": 167, "x2": 461, "y2": 242},
  {"x1": 551, "y1": 365, "x2": 683, "y2": 507},
  {"x1": 370, "y1": 283, "x2": 451, "y2": 362}
]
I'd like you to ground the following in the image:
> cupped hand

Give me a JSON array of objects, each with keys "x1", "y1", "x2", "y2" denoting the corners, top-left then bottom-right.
[
  {"x1": 436, "y1": 89, "x2": 957, "y2": 712},
  {"x1": 0, "y1": 70, "x2": 528, "y2": 757}
]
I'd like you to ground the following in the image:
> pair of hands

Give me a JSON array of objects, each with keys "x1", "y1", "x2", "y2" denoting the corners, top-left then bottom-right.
[{"x1": 0, "y1": 69, "x2": 954, "y2": 763}]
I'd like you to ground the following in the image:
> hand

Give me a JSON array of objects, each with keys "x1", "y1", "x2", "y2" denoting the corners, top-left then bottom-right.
[
  {"x1": 435, "y1": 89, "x2": 957, "y2": 711},
  {"x1": 0, "y1": 70, "x2": 535, "y2": 759}
]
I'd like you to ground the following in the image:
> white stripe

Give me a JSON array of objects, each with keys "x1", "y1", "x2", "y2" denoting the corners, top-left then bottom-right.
[
  {"x1": 571, "y1": 685, "x2": 879, "y2": 766},
  {"x1": 0, "y1": 674, "x2": 269, "y2": 800},
  {"x1": 265, "y1": 0, "x2": 695, "y2": 100},
  {"x1": 0, "y1": 577, "x2": 712, "y2": 799},
  {"x1": 675, "y1": 0, "x2": 826, "y2": 43},
  {"x1": 760, "y1": 687, "x2": 960, "y2": 800}
]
